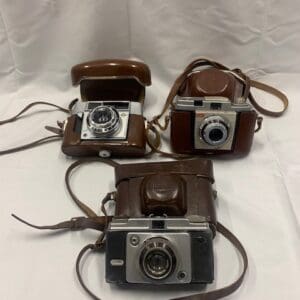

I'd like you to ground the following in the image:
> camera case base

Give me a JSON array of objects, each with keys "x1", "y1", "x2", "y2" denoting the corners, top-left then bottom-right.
[
  {"x1": 62, "y1": 59, "x2": 151, "y2": 157},
  {"x1": 171, "y1": 109, "x2": 257, "y2": 157},
  {"x1": 62, "y1": 114, "x2": 146, "y2": 157}
]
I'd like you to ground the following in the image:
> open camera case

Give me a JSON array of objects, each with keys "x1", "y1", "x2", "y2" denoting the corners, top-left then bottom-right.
[{"x1": 61, "y1": 59, "x2": 151, "y2": 157}]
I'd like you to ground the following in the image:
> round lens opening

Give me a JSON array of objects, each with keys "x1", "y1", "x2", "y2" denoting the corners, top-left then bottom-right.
[
  {"x1": 140, "y1": 238, "x2": 176, "y2": 280},
  {"x1": 144, "y1": 250, "x2": 171, "y2": 278},
  {"x1": 87, "y1": 106, "x2": 120, "y2": 136},
  {"x1": 208, "y1": 128, "x2": 224, "y2": 142},
  {"x1": 200, "y1": 116, "x2": 229, "y2": 146},
  {"x1": 91, "y1": 107, "x2": 112, "y2": 124}
]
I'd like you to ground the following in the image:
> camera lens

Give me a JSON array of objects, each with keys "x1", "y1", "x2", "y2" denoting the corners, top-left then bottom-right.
[
  {"x1": 87, "y1": 106, "x2": 120, "y2": 136},
  {"x1": 200, "y1": 116, "x2": 229, "y2": 146},
  {"x1": 145, "y1": 250, "x2": 171, "y2": 277},
  {"x1": 209, "y1": 128, "x2": 224, "y2": 142},
  {"x1": 91, "y1": 108, "x2": 112, "y2": 124},
  {"x1": 140, "y1": 238, "x2": 176, "y2": 280}
]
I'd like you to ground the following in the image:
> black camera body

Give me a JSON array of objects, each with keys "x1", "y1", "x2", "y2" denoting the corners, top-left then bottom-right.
[{"x1": 105, "y1": 217, "x2": 214, "y2": 285}]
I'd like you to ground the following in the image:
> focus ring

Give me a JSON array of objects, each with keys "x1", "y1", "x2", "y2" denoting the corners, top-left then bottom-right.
[{"x1": 200, "y1": 116, "x2": 229, "y2": 146}]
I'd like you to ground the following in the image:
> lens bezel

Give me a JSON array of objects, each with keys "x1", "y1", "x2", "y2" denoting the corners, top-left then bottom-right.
[
  {"x1": 87, "y1": 105, "x2": 120, "y2": 136},
  {"x1": 140, "y1": 237, "x2": 176, "y2": 280},
  {"x1": 200, "y1": 115, "x2": 229, "y2": 146}
]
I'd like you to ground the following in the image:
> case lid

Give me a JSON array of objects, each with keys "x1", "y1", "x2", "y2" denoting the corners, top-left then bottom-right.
[
  {"x1": 178, "y1": 68, "x2": 244, "y2": 103},
  {"x1": 71, "y1": 59, "x2": 151, "y2": 102},
  {"x1": 114, "y1": 159, "x2": 214, "y2": 186}
]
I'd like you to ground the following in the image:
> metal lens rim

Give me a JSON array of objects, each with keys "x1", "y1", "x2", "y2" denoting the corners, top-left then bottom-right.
[
  {"x1": 87, "y1": 106, "x2": 120, "y2": 136},
  {"x1": 200, "y1": 116, "x2": 229, "y2": 146},
  {"x1": 140, "y1": 238, "x2": 176, "y2": 280}
]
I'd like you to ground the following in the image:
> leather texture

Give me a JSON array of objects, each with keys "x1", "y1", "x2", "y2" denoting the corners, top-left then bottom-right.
[
  {"x1": 178, "y1": 68, "x2": 244, "y2": 103},
  {"x1": 61, "y1": 114, "x2": 146, "y2": 157},
  {"x1": 71, "y1": 59, "x2": 151, "y2": 87},
  {"x1": 114, "y1": 159, "x2": 217, "y2": 228},
  {"x1": 71, "y1": 59, "x2": 151, "y2": 103},
  {"x1": 146, "y1": 58, "x2": 288, "y2": 159}
]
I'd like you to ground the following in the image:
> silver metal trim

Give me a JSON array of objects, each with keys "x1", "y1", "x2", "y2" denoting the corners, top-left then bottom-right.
[
  {"x1": 71, "y1": 100, "x2": 143, "y2": 115},
  {"x1": 108, "y1": 217, "x2": 211, "y2": 232},
  {"x1": 194, "y1": 110, "x2": 237, "y2": 151},
  {"x1": 87, "y1": 106, "x2": 120, "y2": 136},
  {"x1": 174, "y1": 96, "x2": 252, "y2": 112},
  {"x1": 200, "y1": 115, "x2": 229, "y2": 146},
  {"x1": 77, "y1": 101, "x2": 143, "y2": 141},
  {"x1": 110, "y1": 259, "x2": 124, "y2": 266},
  {"x1": 126, "y1": 232, "x2": 192, "y2": 284}
]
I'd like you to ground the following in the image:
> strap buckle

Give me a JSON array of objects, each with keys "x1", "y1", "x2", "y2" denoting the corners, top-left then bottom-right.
[{"x1": 70, "y1": 217, "x2": 86, "y2": 230}]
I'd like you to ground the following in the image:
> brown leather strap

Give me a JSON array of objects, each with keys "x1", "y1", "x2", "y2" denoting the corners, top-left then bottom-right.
[
  {"x1": 145, "y1": 121, "x2": 192, "y2": 159},
  {"x1": 0, "y1": 135, "x2": 63, "y2": 156},
  {"x1": 249, "y1": 80, "x2": 289, "y2": 117},
  {"x1": 0, "y1": 101, "x2": 70, "y2": 156},
  {"x1": 171, "y1": 222, "x2": 248, "y2": 300},
  {"x1": 0, "y1": 101, "x2": 69, "y2": 125},
  {"x1": 11, "y1": 214, "x2": 111, "y2": 232},
  {"x1": 75, "y1": 221, "x2": 248, "y2": 300},
  {"x1": 65, "y1": 158, "x2": 120, "y2": 218},
  {"x1": 76, "y1": 243, "x2": 106, "y2": 300}
]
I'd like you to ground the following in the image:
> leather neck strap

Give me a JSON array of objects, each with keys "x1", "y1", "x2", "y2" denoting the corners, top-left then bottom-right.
[
  {"x1": 65, "y1": 158, "x2": 120, "y2": 218},
  {"x1": 0, "y1": 101, "x2": 71, "y2": 156}
]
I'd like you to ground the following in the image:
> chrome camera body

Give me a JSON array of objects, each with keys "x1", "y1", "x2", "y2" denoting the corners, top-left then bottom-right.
[
  {"x1": 105, "y1": 217, "x2": 214, "y2": 285},
  {"x1": 174, "y1": 96, "x2": 253, "y2": 151},
  {"x1": 72, "y1": 100, "x2": 142, "y2": 141}
]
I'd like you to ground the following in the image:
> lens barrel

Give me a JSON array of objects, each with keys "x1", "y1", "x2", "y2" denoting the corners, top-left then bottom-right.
[
  {"x1": 87, "y1": 106, "x2": 120, "y2": 136},
  {"x1": 200, "y1": 116, "x2": 229, "y2": 146},
  {"x1": 140, "y1": 237, "x2": 176, "y2": 280}
]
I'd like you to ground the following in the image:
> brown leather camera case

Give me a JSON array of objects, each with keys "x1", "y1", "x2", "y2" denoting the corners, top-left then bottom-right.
[
  {"x1": 171, "y1": 68, "x2": 258, "y2": 157},
  {"x1": 62, "y1": 59, "x2": 151, "y2": 157},
  {"x1": 114, "y1": 159, "x2": 217, "y2": 229}
]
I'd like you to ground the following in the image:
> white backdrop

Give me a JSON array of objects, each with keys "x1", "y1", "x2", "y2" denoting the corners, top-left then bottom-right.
[{"x1": 0, "y1": 1, "x2": 299, "y2": 300}]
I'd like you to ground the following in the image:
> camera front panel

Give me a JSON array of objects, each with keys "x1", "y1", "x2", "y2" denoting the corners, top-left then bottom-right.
[
  {"x1": 61, "y1": 100, "x2": 146, "y2": 157},
  {"x1": 105, "y1": 218, "x2": 214, "y2": 285},
  {"x1": 171, "y1": 97, "x2": 255, "y2": 155},
  {"x1": 194, "y1": 110, "x2": 237, "y2": 151},
  {"x1": 126, "y1": 232, "x2": 192, "y2": 284},
  {"x1": 80, "y1": 101, "x2": 138, "y2": 141}
]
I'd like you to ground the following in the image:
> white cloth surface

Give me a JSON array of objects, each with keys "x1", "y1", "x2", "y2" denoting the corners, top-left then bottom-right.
[{"x1": 0, "y1": 1, "x2": 299, "y2": 300}]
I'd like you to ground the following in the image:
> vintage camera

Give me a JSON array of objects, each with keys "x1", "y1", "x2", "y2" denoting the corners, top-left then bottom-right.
[
  {"x1": 106, "y1": 159, "x2": 216, "y2": 285},
  {"x1": 61, "y1": 59, "x2": 151, "y2": 157},
  {"x1": 170, "y1": 68, "x2": 259, "y2": 156}
]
